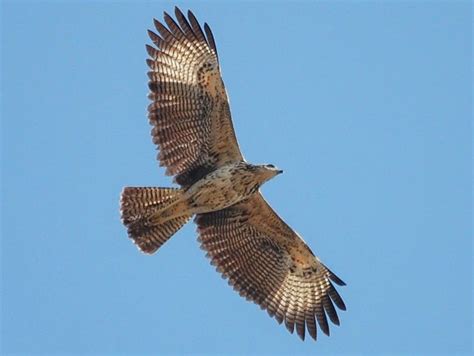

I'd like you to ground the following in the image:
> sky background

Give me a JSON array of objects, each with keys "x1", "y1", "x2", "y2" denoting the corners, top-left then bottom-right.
[{"x1": 1, "y1": 1, "x2": 472, "y2": 354}]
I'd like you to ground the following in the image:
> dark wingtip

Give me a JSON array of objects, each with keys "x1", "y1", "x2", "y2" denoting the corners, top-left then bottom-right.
[
  {"x1": 274, "y1": 313, "x2": 284, "y2": 325},
  {"x1": 296, "y1": 323, "x2": 305, "y2": 341},
  {"x1": 322, "y1": 262, "x2": 346, "y2": 286},
  {"x1": 307, "y1": 325, "x2": 317, "y2": 341},
  {"x1": 330, "y1": 273, "x2": 346, "y2": 286},
  {"x1": 323, "y1": 294, "x2": 340, "y2": 326},
  {"x1": 316, "y1": 305, "x2": 330, "y2": 337},
  {"x1": 145, "y1": 58, "x2": 154, "y2": 69},
  {"x1": 203, "y1": 22, "x2": 219, "y2": 61},
  {"x1": 284, "y1": 318, "x2": 295, "y2": 334},
  {"x1": 174, "y1": 6, "x2": 183, "y2": 16},
  {"x1": 317, "y1": 315, "x2": 330, "y2": 336},
  {"x1": 145, "y1": 44, "x2": 155, "y2": 57}
]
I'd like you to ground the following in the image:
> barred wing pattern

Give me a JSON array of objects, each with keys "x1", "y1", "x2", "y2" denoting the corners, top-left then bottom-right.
[
  {"x1": 147, "y1": 8, "x2": 243, "y2": 187},
  {"x1": 195, "y1": 193, "x2": 346, "y2": 341}
]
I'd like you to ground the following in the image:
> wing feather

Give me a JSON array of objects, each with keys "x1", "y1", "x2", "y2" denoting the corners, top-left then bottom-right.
[
  {"x1": 147, "y1": 8, "x2": 243, "y2": 187},
  {"x1": 174, "y1": 8, "x2": 195, "y2": 39},
  {"x1": 195, "y1": 193, "x2": 346, "y2": 341},
  {"x1": 187, "y1": 10, "x2": 209, "y2": 44},
  {"x1": 204, "y1": 23, "x2": 219, "y2": 61}
]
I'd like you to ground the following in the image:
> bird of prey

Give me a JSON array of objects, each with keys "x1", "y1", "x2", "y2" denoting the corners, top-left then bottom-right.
[{"x1": 120, "y1": 7, "x2": 346, "y2": 341}]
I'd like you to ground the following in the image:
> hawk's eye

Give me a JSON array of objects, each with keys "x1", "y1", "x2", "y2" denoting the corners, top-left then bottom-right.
[{"x1": 267, "y1": 164, "x2": 275, "y2": 168}]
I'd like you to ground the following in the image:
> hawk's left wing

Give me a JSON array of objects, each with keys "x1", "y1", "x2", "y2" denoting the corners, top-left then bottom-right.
[
  {"x1": 146, "y1": 8, "x2": 243, "y2": 188},
  {"x1": 195, "y1": 193, "x2": 346, "y2": 341}
]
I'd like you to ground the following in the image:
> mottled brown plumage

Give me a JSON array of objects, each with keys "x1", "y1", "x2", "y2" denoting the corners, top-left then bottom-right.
[
  {"x1": 120, "y1": 7, "x2": 346, "y2": 341},
  {"x1": 146, "y1": 8, "x2": 242, "y2": 187}
]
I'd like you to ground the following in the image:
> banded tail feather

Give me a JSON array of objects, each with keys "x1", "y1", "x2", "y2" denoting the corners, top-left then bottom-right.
[{"x1": 120, "y1": 187, "x2": 191, "y2": 254}]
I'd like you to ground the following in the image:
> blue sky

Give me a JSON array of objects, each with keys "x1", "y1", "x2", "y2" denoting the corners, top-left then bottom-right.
[{"x1": 1, "y1": 1, "x2": 472, "y2": 354}]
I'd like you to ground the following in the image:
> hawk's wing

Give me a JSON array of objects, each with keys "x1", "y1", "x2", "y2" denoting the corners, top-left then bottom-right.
[
  {"x1": 147, "y1": 8, "x2": 243, "y2": 187},
  {"x1": 195, "y1": 193, "x2": 346, "y2": 341}
]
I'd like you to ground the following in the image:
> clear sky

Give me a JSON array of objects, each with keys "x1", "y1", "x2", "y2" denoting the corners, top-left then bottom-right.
[{"x1": 1, "y1": 1, "x2": 472, "y2": 354}]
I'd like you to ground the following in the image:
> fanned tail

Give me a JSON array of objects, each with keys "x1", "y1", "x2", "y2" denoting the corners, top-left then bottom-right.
[{"x1": 120, "y1": 187, "x2": 191, "y2": 254}]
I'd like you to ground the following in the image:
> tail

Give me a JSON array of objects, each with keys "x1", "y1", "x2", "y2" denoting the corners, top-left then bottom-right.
[{"x1": 120, "y1": 187, "x2": 192, "y2": 254}]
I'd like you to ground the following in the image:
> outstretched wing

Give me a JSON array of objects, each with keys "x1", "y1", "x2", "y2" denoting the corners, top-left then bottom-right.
[
  {"x1": 195, "y1": 193, "x2": 346, "y2": 341},
  {"x1": 147, "y1": 8, "x2": 243, "y2": 187}
]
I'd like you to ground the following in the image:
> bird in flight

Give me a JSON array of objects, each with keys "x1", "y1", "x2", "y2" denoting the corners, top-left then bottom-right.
[{"x1": 120, "y1": 7, "x2": 346, "y2": 341}]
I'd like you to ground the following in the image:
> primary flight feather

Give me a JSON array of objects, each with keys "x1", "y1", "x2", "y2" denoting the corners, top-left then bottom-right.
[{"x1": 120, "y1": 7, "x2": 346, "y2": 341}]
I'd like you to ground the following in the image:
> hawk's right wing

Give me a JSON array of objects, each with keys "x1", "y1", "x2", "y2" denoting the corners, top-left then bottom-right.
[
  {"x1": 147, "y1": 8, "x2": 243, "y2": 187},
  {"x1": 195, "y1": 193, "x2": 346, "y2": 341}
]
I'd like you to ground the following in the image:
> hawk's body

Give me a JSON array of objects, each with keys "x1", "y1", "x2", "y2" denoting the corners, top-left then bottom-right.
[
  {"x1": 185, "y1": 161, "x2": 267, "y2": 212},
  {"x1": 120, "y1": 8, "x2": 346, "y2": 341}
]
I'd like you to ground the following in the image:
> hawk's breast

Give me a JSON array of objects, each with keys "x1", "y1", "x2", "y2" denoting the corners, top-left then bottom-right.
[{"x1": 184, "y1": 162, "x2": 256, "y2": 214}]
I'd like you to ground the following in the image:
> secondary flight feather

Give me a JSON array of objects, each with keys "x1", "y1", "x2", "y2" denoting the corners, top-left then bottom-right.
[{"x1": 120, "y1": 7, "x2": 346, "y2": 341}]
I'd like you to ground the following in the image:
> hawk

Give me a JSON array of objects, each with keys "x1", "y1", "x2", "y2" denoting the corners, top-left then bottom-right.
[{"x1": 120, "y1": 7, "x2": 346, "y2": 341}]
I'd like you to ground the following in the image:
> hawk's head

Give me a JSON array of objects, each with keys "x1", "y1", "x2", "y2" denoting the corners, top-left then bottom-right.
[{"x1": 252, "y1": 163, "x2": 283, "y2": 184}]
